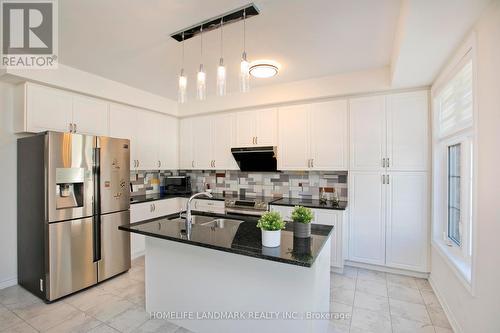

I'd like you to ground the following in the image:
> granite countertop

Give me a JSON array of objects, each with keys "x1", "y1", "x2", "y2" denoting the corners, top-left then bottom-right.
[
  {"x1": 270, "y1": 198, "x2": 348, "y2": 210},
  {"x1": 119, "y1": 211, "x2": 333, "y2": 268}
]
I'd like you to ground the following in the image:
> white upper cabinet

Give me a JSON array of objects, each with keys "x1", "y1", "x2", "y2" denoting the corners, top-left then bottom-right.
[
  {"x1": 180, "y1": 113, "x2": 238, "y2": 170},
  {"x1": 109, "y1": 103, "x2": 139, "y2": 170},
  {"x1": 350, "y1": 95, "x2": 386, "y2": 171},
  {"x1": 159, "y1": 115, "x2": 178, "y2": 170},
  {"x1": 235, "y1": 108, "x2": 277, "y2": 147},
  {"x1": 278, "y1": 104, "x2": 310, "y2": 170},
  {"x1": 348, "y1": 171, "x2": 386, "y2": 265},
  {"x1": 179, "y1": 118, "x2": 194, "y2": 169},
  {"x1": 278, "y1": 100, "x2": 348, "y2": 171},
  {"x1": 309, "y1": 100, "x2": 349, "y2": 170},
  {"x1": 386, "y1": 91, "x2": 429, "y2": 171},
  {"x1": 72, "y1": 95, "x2": 109, "y2": 136},
  {"x1": 385, "y1": 172, "x2": 428, "y2": 272}
]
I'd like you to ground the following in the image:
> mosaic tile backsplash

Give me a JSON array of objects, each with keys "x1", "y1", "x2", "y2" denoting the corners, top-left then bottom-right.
[{"x1": 131, "y1": 170, "x2": 348, "y2": 201}]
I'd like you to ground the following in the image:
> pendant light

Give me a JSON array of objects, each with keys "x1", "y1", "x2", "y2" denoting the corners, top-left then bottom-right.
[
  {"x1": 239, "y1": 9, "x2": 250, "y2": 93},
  {"x1": 216, "y1": 18, "x2": 226, "y2": 97},
  {"x1": 178, "y1": 32, "x2": 187, "y2": 104},
  {"x1": 197, "y1": 26, "x2": 206, "y2": 100}
]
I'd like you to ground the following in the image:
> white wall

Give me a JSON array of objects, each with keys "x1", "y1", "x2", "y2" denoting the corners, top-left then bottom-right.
[
  {"x1": 0, "y1": 81, "x2": 24, "y2": 288},
  {"x1": 430, "y1": 2, "x2": 500, "y2": 332}
]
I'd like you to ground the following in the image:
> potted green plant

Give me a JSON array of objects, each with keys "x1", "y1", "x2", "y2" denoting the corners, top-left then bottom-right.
[
  {"x1": 291, "y1": 206, "x2": 314, "y2": 238},
  {"x1": 257, "y1": 211, "x2": 286, "y2": 247}
]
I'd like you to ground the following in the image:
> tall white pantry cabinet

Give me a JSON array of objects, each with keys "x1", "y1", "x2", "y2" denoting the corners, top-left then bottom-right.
[{"x1": 348, "y1": 91, "x2": 430, "y2": 272}]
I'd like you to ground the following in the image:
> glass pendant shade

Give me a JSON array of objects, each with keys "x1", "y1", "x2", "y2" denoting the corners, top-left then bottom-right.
[
  {"x1": 178, "y1": 69, "x2": 187, "y2": 103},
  {"x1": 217, "y1": 58, "x2": 226, "y2": 96},
  {"x1": 240, "y1": 52, "x2": 250, "y2": 93},
  {"x1": 197, "y1": 64, "x2": 206, "y2": 100}
]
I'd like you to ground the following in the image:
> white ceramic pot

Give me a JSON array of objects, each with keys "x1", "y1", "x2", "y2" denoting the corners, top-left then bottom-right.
[{"x1": 261, "y1": 229, "x2": 281, "y2": 247}]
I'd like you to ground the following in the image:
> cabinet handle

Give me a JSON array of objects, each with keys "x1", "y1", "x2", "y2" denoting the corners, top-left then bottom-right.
[
  {"x1": 386, "y1": 175, "x2": 390, "y2": 184},
  {"x1": 158, "y1": 160, "x2": 161, "y2": 168},
  {"x1": 69, "y1": 123, "x2": 73, "y2": 133},
  {"x1": 137, "y1": 160, "x2": 140, "y2": 168},
  {"x1": 74, "y1": 123, "x2": 77, "y2": 133},
  {"x1": 387, "y1": 158, "x2": 390, "y2": 168},
  {"x1": 213, "y1": 160, "x2": 216, "y2": 168},
  {"x1": 382, "y1": 174, "x2": 386, "y2": 184},
  {"x1": 255, "y1": 136, "x2": 258, "y2": 145},
  {"x1": 252, "y1": 137, "x2": 255, "y2": 144},
  {"x1": 311, "y1": 159, "x2": 314, "y2": 168},
  {"x1": 382, "y1": 158, "x2": 386, "y2": 168},
  {"x1": 191, "y1": 160, "x2": 194, "y2": 168}
]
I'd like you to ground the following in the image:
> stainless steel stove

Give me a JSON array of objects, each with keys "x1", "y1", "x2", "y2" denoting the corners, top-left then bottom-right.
[{"x1": 224, "y1": 197, "x2": 279, "y2": 216}]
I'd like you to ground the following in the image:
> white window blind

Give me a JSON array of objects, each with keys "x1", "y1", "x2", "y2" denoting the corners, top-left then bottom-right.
[{"x1": 436, "y1": 59, "x2": 473, "y2": 138}]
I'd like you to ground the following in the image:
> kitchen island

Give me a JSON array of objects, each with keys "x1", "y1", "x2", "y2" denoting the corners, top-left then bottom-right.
[{"x1": 119, "y1": 211, "x2": 333, "y2": 333}]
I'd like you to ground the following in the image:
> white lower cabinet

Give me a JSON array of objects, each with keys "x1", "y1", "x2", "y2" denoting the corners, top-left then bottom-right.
[
  {"x1": 130, "y1": 198, "x2": 187, "y2": 258},
  {"x1": 348, "y1": 171, "x2": 429, "y2": 272},
  {"x1": 270, "y1": 205, "x2": 347, "y2": 269},
  {"x1": 192, "y1": 199, "x2": 225, "y2": 214}
]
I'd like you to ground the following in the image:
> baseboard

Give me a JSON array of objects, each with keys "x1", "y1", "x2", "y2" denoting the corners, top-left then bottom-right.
[
  {"x1": 131, "y1": 250, "x2": 145, "y2": 260},
  {"x1": 428, "y1": 275, "x2": 462, "y2": 333},
  {"x1": 0, "y1": 276, "x2": 17, "y2": 290},
  {"x1": 345, "y1": 260, "x2": 430, "y2": 279}
]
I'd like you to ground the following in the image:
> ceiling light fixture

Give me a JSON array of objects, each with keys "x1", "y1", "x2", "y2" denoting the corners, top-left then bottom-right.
[
  {"x1": 217, "y1": 18, "x2": 226, "y2": 97},
  {"x1": 249, "y1": 61, "x2": 279, "y2": 78},
  {"x1": 177, "y1": 32, "x2": 187, "y2": 104},
  {"x1": 196, "y1": 26, "x2": 206, "y2": 101},
  {"x1": 239, "y1": 8, "x2": 250, "y2": 93}
]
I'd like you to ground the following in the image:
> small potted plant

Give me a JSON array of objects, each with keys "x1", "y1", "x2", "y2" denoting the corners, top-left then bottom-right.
[
  {"x1": 291, "y1": 206, "x2": 314, "y2": 238},
  {"x1": 257, "y1": 211, "x2": 286, "y2": 247}
]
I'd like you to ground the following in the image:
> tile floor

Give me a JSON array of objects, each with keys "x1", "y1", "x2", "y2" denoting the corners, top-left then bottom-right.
[{"x1": 0, "y1": 257, "x2": 453, "y2": 333}]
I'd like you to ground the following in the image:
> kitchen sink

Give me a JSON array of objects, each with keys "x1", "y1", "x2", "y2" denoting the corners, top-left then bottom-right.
[
  {"x1": 169, "y1": 215, "x2": 214, "y2": 225},
  {"x1": 200, "y1": 218, "x2": 243, "y2": 229}
]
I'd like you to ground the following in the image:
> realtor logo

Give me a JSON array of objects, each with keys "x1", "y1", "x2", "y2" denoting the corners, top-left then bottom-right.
[{"x1": 1, "y1": 0, "x2": 58, "y2": 68}]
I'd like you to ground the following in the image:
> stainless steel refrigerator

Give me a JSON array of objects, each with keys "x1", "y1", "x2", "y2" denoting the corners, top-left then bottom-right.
[{"x1": 18, "y1": 132, "x2": 131, "y2": 301}]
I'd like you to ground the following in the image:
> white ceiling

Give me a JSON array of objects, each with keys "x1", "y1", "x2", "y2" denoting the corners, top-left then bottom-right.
[{"x1": 59, "y1": 0, "x2": 401, "y2": 101}]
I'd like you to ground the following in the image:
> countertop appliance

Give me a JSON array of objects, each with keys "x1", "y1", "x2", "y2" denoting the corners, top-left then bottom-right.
[
  {"x1": 225, "y1": 197, "x2": 279, "y2": 216},
  {"x1": 18, "y1": 132, "x2": 131, "y2": 301},
  {"x1": 164, "y1": 176, "x2": 191, "y2": 195},
  {"x1": 231, "y1": 146, "x2": 278, "y2": 172}
]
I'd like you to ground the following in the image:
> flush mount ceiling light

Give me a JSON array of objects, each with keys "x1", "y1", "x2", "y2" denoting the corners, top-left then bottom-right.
[{"x1": 249, "y1": 61, "x2": 280, "y2": 78}]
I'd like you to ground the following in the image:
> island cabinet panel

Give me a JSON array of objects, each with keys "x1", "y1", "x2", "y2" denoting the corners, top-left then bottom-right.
[
  {"x1": 234, "y1": 108, "x2": 278, "y2": 147},
  {"x1": 270, "y1": 204, "x2": 346, "y2": 269},
  {"x1": 278, "y1": 100, "x2": 348, "y2": 171}
]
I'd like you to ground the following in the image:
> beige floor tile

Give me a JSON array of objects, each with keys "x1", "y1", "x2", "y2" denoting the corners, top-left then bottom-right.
[
  {"x1": 330, "y1": 301, "x2": 353, "y2": 315},
  {"x1": 44, "y1": 311, "x2": 102, "y2": 333},
  {"x1": 0, "y1": 305, "x2": 24, "y2": 331},
  {"x1": 415, "y1": 278, "x2": 433, "y2": 291},
  {"x1": 427, "y1": 307, "x2": 452, "y2": 329},
  {"x1": 386, "y1": 273, "x2": 419, "y2": 289},
  {"x1": 84, "y1": 294, "x2": 135, "y2": 322},
  {"x1": 340, "y1": 266, "x2": 358, "y2": 278},
  {"x1": 132, "y1": 256, "x2": 145, "y2": 267},
  {"x1": 87, "y1": 323, "x2": 120, "y2": 333},
  {"x1": 331, "y1": 273, "x2": 356, "y2": 290},
  {"x1": 389, "y1": 298, "x2": 431, "y2": 325},
  {"x1": 391, "y1": 315, "x2": 436, "y2": 333},
  {"x1": 106, "y1": 305, "x2": 150, "y2": 333},
  {"x1": 132, "y1": 319, "x2": 180, "y2": 333},
  {"x1": 99, "y1": 275, "x2": 138, "y2": 296},
  {"x1": 64, "y1": 287, "x2": 116, "y2": 312},
  {"x1": 115, "y1": 280, "x2": 146, "y2": 306},
  {"x1": 420, "y1": 290, "x2": 443, "y2": 310},
  {"x1": 350, "y1": 307, "x2": 391, "y2": 333},
  {"x1": 353, "y1": 291, "x2": 390, "y2": 315},
  {"x1": 327, "y1": 320, "x2": 350, "y2": 333},
  {"x1": 356, "y1": 279, "x2": 388, "y2": 297},
  {"x1": 330, "y1": 287, "x2": 355, "y2": 305},
  {"x1": 0, "y1": 321, "x2": 37, "y2": 333},
  {"x1": 434, "y1": 326, "x2": 453, "y2": 333},
  {"x1": 24, "y1": 302, "x2": 82, "y2": 331},
  {"x1": 357, "y1": 269, "x2": 386, "y2": 283},
  {"x1": 128, "y1": 267, "x2": 145, "y2": 282},
  {"x1": 388, "y1": 284, "x2": 424, "y2": 304},
  {"x1": 0, "y1": 286, "x2": 42, "y2": 310}
]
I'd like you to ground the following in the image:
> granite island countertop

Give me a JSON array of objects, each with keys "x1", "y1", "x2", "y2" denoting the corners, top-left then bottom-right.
[
  {"x1": 119, "y1": 211, "x2": 333, "y2": 268},
  {"x1": 270, "y1": 198, "x2": 348, "y2": 210}
]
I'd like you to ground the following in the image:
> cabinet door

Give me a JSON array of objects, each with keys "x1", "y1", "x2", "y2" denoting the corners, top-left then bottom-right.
[
  {"x1": 386, "y1": 91, "x2": 429, "y2": 171},
  {"x1": 136, "y1": 110, "x2": 159, "y2": 170},
  {"x1": 235, "y1": 110, "x2": 256, "y2": 147},
  {"x1": 278, "y1": 105, "x2": 309, "y2": 170},
  {"x1": 255, "y1": 108, "x2": 278, "y2": 146},
  {"x1": 72, "y1": 95, "x2": 109, "y2": 136},
  {"x1": 26, "y1": 83, "x2": 73, "y2": 133},
  {"x1": 109, "y1": 103, "x2": 138, "y2": 169},
  {"x1": 192, "y1": 116, "x2": 213, "y2": 169},
  {"x1": 212, "y1": 113, "x2": 237, "y2": 170},
  {"x1": 179, "y1": 118, "x2": 194, "y2": 169},
  {"x1": 158, "y1": 115, "x2": 178, "y2": 170},
  {"x1": 385, "y1": 172, "x2": 428, "y2": 272},
  {"x1": 313, "y1": 209, "x2": 344, "y2": 268},
  {"x1": 348, "y1": 171, "x2": 386, "y2": 265},
  {"x1": 350, "y1": 96, "x2": 386, "y2": 171},
  {"x1": 270, "y1": 205, "x2": 293, "y2": 221},
  {"x1": 310, "y1": 100, "x2": 348, "y2": 170}
]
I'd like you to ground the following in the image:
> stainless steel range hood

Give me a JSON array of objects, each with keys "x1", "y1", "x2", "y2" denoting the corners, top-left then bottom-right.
[{"x1": 231, "y1": 146, "x2": 278, "y2": 172}]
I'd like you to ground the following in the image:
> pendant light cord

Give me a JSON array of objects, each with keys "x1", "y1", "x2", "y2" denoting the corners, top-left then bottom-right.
[
  {"x1": 220, "y1": 18, "x2": 223, "y2": 58},
  {"x1": 181, "y1": 32, "x2": 185, "y2": 69},
  {"x1": 243, "y1": 9, "x2": 246, "y2": 53},
  {"x1": 200, "y1": 25, "x2": 203, "y2": 58}
]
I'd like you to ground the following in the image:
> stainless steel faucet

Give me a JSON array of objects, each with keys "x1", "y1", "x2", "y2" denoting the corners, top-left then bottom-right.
[{"x1": 185, "y1": 192, "x2": 213, "y2": 234}]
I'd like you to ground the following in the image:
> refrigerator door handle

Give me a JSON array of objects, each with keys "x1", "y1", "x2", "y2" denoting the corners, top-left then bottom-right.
[
  {"x1": 93, "y1": 146, "x2": 101, "y2": 261},
  {"x1": 93, "y1": 216, "x2": 101, "y2": 262}
]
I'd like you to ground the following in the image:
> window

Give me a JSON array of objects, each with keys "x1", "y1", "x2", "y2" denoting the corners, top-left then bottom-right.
[{"x1": 432, "y1": 45, "x2": 475, "y2": 284}]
